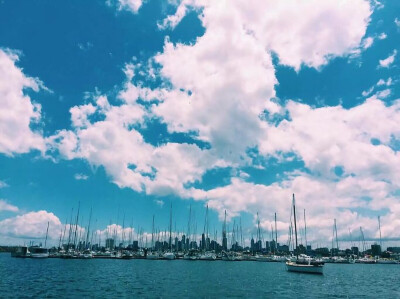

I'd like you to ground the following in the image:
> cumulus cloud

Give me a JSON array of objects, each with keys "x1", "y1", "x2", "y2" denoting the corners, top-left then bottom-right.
[
  {"x1": 378, "y1": 50, "x2": 397, "y2": 68},
  {"x1": 0, "y1": 210, "x2": 61, "y2": 240},
  {"x1": 160, "y1": 0, "x2": 371, "y2": 70},
  {"x1": 0, "y1": 49, "x2": 46, "y2": 156},
  {"x1": 259, "y1": 97, "x2": 400, "y2": 183},
  {"x1": 0, "y1": 200, "x2": 19, "y2": 212}
]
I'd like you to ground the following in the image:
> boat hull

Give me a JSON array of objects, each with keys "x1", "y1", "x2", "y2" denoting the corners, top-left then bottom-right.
[
  {"x1": 30, "y1": 253, "x2": 49, "y2": 259},
  {"x1": 163, "y1": 253, "x2": 175, "y2": 260},
  {"x1": 286, "y1": 262, "x2": 324, "y2": 274}
]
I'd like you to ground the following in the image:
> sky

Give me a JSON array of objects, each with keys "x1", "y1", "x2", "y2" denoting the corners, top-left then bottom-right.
[{"x1": 0, "y1": 0, "x2": 400, "y2": 249}]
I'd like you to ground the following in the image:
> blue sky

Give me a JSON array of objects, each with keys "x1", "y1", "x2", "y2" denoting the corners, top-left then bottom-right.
[{"x1": 0, "y1": 0, "x2": 399, "y2": 248}]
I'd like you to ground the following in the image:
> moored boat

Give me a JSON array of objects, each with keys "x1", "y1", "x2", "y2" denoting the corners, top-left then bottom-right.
[
  {"x1": 11, "y1": 246, "x2": 30, "y2": 258},
  {"x1": 285, "y1": 194, "x2": 324, "y2": 275},
  {"x1": 198, "y1": 251, "x2": 216, "y2": 261},
  {"x1": 29, "y1": 246, "x2": 49, "y2": 258},
  {"x1": 163, "y1": 252, "x2": 175, "y2": 260}
]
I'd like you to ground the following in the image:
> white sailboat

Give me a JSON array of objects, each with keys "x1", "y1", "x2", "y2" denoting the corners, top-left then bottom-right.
[{"x1": 286, "y1": 194, "x2": 324, "y2": 274}]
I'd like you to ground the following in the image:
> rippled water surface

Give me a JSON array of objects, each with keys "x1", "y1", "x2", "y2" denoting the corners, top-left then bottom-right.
[{"x1": 1, "y1": 253, "x2": 399, "y2": 298}]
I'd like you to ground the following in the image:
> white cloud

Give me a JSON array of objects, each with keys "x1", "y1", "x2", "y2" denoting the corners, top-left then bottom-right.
[
  {"x1": 77, "y1": 42, "x2": 93, "y2": 51},
  {"x1": 43, "y1": 0, "x2": 400, "y2": 246},
  {"x1": 378, "y1": 32, "x2": 387, "y2": 40},
  {"x1": 376, "y1": 77, "x2": 392, "y2": 86},
  {"x1": 0, "y1": 210, "x2": 61, "y2": 240},
  {"x1": 259, "y1": 97, "x2": 400, "y2": 185},
  {"x1": 362, "y1": 37, "x2": 374, "y2": 49},
  {"x1": 74, "y1": 173, "x2": 89, "y2": 180},
  {"x1": 158, "y1": 0, "x2": 201, "y2": 30},
  {"x1": 0, "y1": 180, "x2": 9, "y2": 188},
  {"x1": 375, "y1": 88, "x2": 391, "y2": 99},
  {"x1": 0, "y1": 49, "x2": 46, "y2": 156},
  {"x1": 160, "y1": 0, "x2": 371, "y2": 70},
  {"x1": 362, "y1": 77, "x2": 392, "y2": 97},
  {"x1": 0, "y1": 200, "x2": 18, "y2": 212},
  {"x1": 192, "y1": 174, "x2": 399, "y2": 244},
  {"x1": 154, "y1": 199, "x2": 164, "y2": 207},
  {"x1": 395, "y1": 18, "x2": 400, "y2": 28},
  {"x1": 109, "y1": 0, "x2": 143, "y2": 13},
  {"x1": 378, "y1": 50, "x2": 397, "y2": 68}
]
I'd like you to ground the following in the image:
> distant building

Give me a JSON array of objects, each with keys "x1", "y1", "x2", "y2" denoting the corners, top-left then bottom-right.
[
  {"x1": 351, "y1": 246, "x2": 359, "y2": 255},
  {"x1": 270, "y1": 240, "x2": 276, "y2": 253},
  {"x1": 201, "y1": 233, "x2": 206, "y2": 250},
  {"x1": 371, "y1": 244, "x2": 382, "y2": 256},
  {"x1": 105, "y1": 238, "x2": 115, "y2": 249},
  {"x1": 132, "y1": 240, "x2": 139, "y2": 251},
  {"x1": 315, "y1": 247, "x2": 330, "y2": 257},
  {"x1": 265, "y1": 241, "x2": 270, "y2": 252},
  {"x1": 279, "y1": 245, "x2": 289, "y2": 253},
  {"x1": 387, "y1": 247, "x2": 400, "y2": 253}
]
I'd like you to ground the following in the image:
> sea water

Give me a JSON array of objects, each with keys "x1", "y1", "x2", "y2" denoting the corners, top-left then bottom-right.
[{"x1": 1, "y1": 254, "x2": 399, "y2": 298}]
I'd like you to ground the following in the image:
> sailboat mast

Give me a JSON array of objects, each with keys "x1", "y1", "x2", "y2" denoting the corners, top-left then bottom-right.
[
  {"x1": 292, "y1": 194, "x2": 298, "y2": 258},
  {"x1": 86, "y1": 206, "x2": 92, "y2": 248},
  {"x1": 169, "y1": 203, "x2": 172, "y2": 251},
  {"x1": 73, "y1": 202, "x2": 80, "y2": 250},
  {"x1": 240, "y1": 217, "x2": 244, "y2": 249},
  {"x1": 303, "y1": 209, "x2": 307, "y2": 249},
  {"x1": 67, "y1": 208, "x2": 74, "y2": 251},
  {"x1": 206, "y1": 204, "x2": 209, "y2": 250},
  {"x1": 334, "y1": 219, "x2": 339, "y2": 250},
  {"x1": 378, "y1": 216, "x2": 382, "y2": 250},
  {"x1": 151, "y1": 215, "x2": 155, "y2": 250},
  {"x1": 274, "y1": 212, "x2": 278, "y2": 252},
  {"x1": 44, "y1": 221, "x2": 49, "y2": 248}
]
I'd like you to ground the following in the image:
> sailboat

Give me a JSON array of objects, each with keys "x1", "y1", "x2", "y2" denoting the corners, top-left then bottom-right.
[
  {"x1": 286, "y1": 194, "x2": 324, "y2": 274},
  {"x1": 163, "y1": 203, "x2": 175, "y2": 260}
]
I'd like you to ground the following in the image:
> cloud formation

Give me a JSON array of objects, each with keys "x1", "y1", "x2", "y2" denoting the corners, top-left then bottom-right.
[
  {"x1": 378, "y1": 50, "x2": 397, "y2": 68},
  {"x1": 0, "y1": 200, "x2": 19, "y2": 212},
  {"x1": 0, "y1": 49, "x2": 46, "y2": 156},
  {"x1": 5, "y1": 0, "x2": 400, "y2": 246}
]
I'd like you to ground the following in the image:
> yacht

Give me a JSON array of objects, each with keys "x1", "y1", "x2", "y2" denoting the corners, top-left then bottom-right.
[
  {"x1": 146, "y1": 251, "x2": 160, "y2": 260},
  {"x1": 29, "y1": 246, "x2": 49, "y2": 258},
  {"x1": 163, "y1": 252, "x2": 175, "y2": 260},
  {"x1": 198, "y1": 251, "x2": 216, "y2": 261},
  {"x1": 11, "y1": 246, "x2": 30, "y2": 258},
  {"x1": 184, "y1": 249, "x2": 199, "y2": 260},
  {"x1": 286, "y1": 194, "x2": 324, "y2": 274},
  {"x1": 80, "y1": 249, "x2": 93, "y2": 259}
]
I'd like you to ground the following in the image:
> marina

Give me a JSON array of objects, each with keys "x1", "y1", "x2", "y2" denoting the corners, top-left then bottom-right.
[{"x1": 7, "y1": 195, "x2": 400, "y2": 267}]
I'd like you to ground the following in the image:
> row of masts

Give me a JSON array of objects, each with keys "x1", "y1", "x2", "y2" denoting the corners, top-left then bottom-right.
[
  {"x1": 50, "y1": 200, "x2": 387, "y2": 253},
  {"x1": 54, "y1": 202, "x2": 283, "y2": 252}
]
